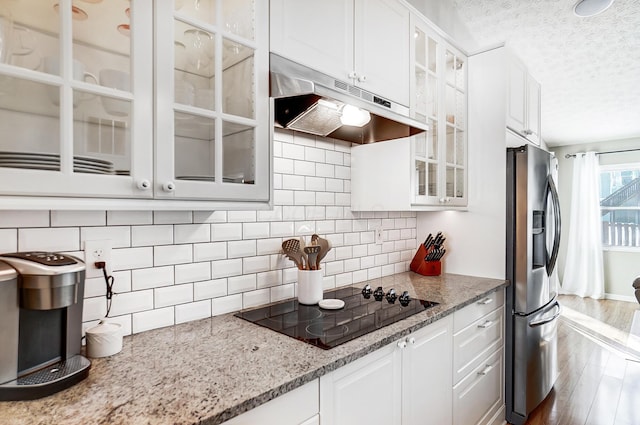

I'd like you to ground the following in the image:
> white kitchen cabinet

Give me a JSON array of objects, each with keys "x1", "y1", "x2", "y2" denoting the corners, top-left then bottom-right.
[
  {"x1": 0, "y1": 0, "x2": 270, "y2": 209},
  {"x1": 222, "y1": 379, "x2": 319, "y2": 425},
  {"x1": 506, "y1": 55, "x2": 541, "y2": 145},
  {"x1": 452, "y1": 291, "x2": 505, "y2": 425},
  {"x1": 270, "y1": 0, "x2": 409, "y2": 106},
  {"x1": 351, "y1": 14, "x2": 467, "y2": 211},
  {"x1": 320, "y1": 315, "x2": 453, "y2": 425}
]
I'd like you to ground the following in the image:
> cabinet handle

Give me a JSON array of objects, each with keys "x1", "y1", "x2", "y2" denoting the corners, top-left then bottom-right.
[
  {"x1": 477, "y1": 364, "x2": 493, "y2": 376},
  {"x1": 357, "y1": 75, "x2": 367, "y2": 83},
  {"x1": 408, "y1": 337, "x2": 416, "y2": 345},
  {"x1": 397, "y1": 340, "x2": 407, "y2": 349},
  {"x1": 136, "y1": 179, "x2": 151, "y2": 190},
  {"x1": 162, "y1": 181, "x2": 176, "y2": 192},
  {"x1": 439, "y1": 197, "x2": 450, "y2": 203},
  {"x1": 523, "y1": 129, "x2": 533, "y2": 135},
  {"x1": 477, "y1": 320, "x2": 494, "y2": 329},
  {"x1": 477, "y1": 297, "x2": 493, "y2": 305},
  {"x1": 348, "y1": 71, "x2": 358, "y2": 79}
]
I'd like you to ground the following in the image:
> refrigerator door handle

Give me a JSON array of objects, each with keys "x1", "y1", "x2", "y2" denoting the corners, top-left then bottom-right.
[
  {"x1": 545, "y1": 175, "x2": 562, "y2": 276},
  {"x1": 529, "y1": 301, "x2": 561, "y2": 327}
]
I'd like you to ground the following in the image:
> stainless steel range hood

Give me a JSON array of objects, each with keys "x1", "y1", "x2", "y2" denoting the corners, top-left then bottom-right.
[{"x1": 270, "y1": 53, "x2": 427, "y2": 144}]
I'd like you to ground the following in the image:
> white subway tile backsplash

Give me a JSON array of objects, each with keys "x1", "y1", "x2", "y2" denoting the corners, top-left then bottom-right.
[
  {"x1": 270, "y1": 221, "x2": 295, "y2": 237},
  {"x1": 352, "y1": 269, "x2": 368, "y2": 284},
  {"x1": 305, "y1": 176, "x2": 326, "y2": 192},
  {"x1": 368, "y1": 244, "x2": 382, "y2": 256},
  {"x1": 194, "y1": 278, "x2": 227, "y2": 300},
  {"x1": 282, "y1": 174, "x2": 305, "y2": 190},
  {"x1": 305, "y1": 206, "x2": 325, "y2": 220},
  {"x1": 325, "y1": 260, "x2": 344, "y2": 276},
  {"x1": 228, "y1": 274, "x2": 256, "y2": 294},
  {"x1": 243, "y1": 255, "x2": 270, "y2": 274},
  {"x1": 273, "y1": 174, "x2": 283, "y2": 190},
  {"x1": 154, "y1": 244, "x2": 192, "y2": 266},
  {"x1": 212, "y1": 294, "x2": 243, "y2": 316},
  {"x1": 283, "y1": 267, "x2": 297, "y2": 284},
  {"x1": 282, "y1": 206, "x2": 305, "y2": 221},
  {"x1": 335, "y1": 246, "x2": 353, "y2": 260},
  {"x1": 335, "y1": 193, "x2": 350, "y2": 206},
  {"x1": 194, "y1": 242, "x2": 226, "y2": 262},
  {"x1": 133, "y1": 307, "x2": 174, "y2": 333},
  {"x1": 282, "y1": 142, "x2": 305, "y2": 160},
  {"x1": 82, "y1": 297, "x2": 107, "y2": 322},
  {"x1": 257, "y1": 270, "x2": 282, "y2": 289},
  {"x1": 194, "y1": 211, "x2": 227, "y2": 223},
  {"x1": 228, "y1": 211, "x2": 257, "y2": 223},
  {"x1": 375, "y1": 253, "x2": 389, "y2": 266},
  {"x1": 176, "y1": 300, "x2": 211, "y2": 324},
  {"x1": 0, "y1": 229, "x2": 17, "y2": 253},
  {"x1": 292, "y1": 131, "x2": 316, "y2": 147},
  {"x1": 132, "y1": 225, "x2": 173, "y2": 247},
  {"x1": 352, "y1": 244, "x2": 368, "y2": 258},
  {"x1": 155, "y1": 284, "x2": 193, "y2": 308},
  {"x1": 52, "y1": 211, "x2": 105, "y2": 227},
  {"x1": 315, "y1": 192, "x2": 335, "y2": 206},
  {"x1": 211, "y1": 258, "x2": 243, "y2": 279},
  {"x1": 344, "y1": 258, "x2": 360, "y2": 272},
  {"x1": 325, "y1": 178, "x2": 343, "y2": 193},
  {"x1": 361, "y1": 231, "x2": 375, "y2": 244},
  {"x1": 0, "y1": 210, "x2": 49, "y2": 228},
  {"x1": 132, "y1": 266, "x2": 174, "y2": 291},
  {"x1": 154, "y1": 211, "x2": 192, "y2": 225},
  {"x1": 274, "y1": 189, "x2": 294, "y2": 205},
  {"x1": 107, "y1": 211, "x2": 153, "y2": 226},
  {"x1": 175, "y1": 224, "x2": 210, "y2": 244},
  {"x1": 243, "y1": 222, "x2": 270, "y2": 239},
  {"x1": 335, "y1": 272, "x2": 353, "y2": 287},
  {"x1": 305, "y1": 146, "x2": 325, "y2": 163},
  {"x1": 257, "y1": 206, "x2": 283, "y2": 222},
  {"x1": 360, "y1": 256, "x2": 375, "y2": 269},
  {"x1": 294, "y1": 191, "x2": 315, "y2": 206},
  {"x1": 271, "y1": 284, "x2": 294, "y2": 302},
  {"x1": 243, "y1": 288, "x2": 270, "y2": 309},
  {"x1": 294, "y1": 160, "x2": 316, "y2": 176},
  {"x1": 19, "y1": 227, "x2": 79, "y2": 252},
  {"x1": 344, "y1": 232, "x2": 360, "y2": 246},
  {"x1": 382, "y1": 264, "x2": 396, "y2": 277},
  {"x1": 335, "y1": 165, "x2": 350, "y2": 180},
  {"x1": 228, "y1": 240, "x2": 256, "y2": 259},
  {"x1": 112, "y1": 247, "x2": 153, "y2": 271},
  {"x1": 315, "y1": 220, "x2": 335, "y2": 234},
  {"x1": 256, "y1": 238, "x2": 282, "y2": 255},
  {"x1": 109, "y1": 289, "x2": 154, "y2": 316},
  {"x1": 274, "y1": 128, "x2": 294, "y2": 143},
  {"x1": 82, "y1": 226, "x2": 130, "y2": 248},
  {"x1": 325, "y1": 150, "x2": 343, "y2": 165},
  {"x1": 325, "y1": 206, "x2": 343, "y2": 219},
  {"x1": 335, "y1": 220, "x2": 352, "y2": 233},
  {"x1": 368, "y1": 267, "x2": 382, "y2": 280},
  {"x1": 274, "y1": 157, "x2": 294, "y2": 174},
  {"x1": 211, "y1": 223, "x2": 242, "y2": 241},
  {"x1": 175, "y1": 262, "x2": 211, "y2": 284}
]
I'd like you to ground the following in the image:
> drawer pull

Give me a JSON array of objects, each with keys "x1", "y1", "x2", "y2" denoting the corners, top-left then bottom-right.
[
  {"x1": 478, "y1": 365, "x2": 493, "y2": 376},
  {"x1": 477, "y1": 320, "x2": 494, "y2": 329},
  {"x1": 477, "y1": 297, "x2": 493, "y2": 305}
]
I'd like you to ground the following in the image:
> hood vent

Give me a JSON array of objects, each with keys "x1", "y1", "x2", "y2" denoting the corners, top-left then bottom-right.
[{"x1": 270, "y1": 54, "x2": 427, "y2": 144}]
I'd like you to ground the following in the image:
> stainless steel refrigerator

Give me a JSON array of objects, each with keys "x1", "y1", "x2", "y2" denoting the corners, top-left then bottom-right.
[{"x1": 506, "y1": 144, "x2": 562, "y2": 425}]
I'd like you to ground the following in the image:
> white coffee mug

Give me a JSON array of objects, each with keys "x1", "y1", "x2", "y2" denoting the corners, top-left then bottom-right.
[
  {"x1": 43, "y1": 56, "x2": 98, "y2": 106},
  {"x1": 100, "y1": 69, "x2": 130, "y2": 116},
  {"x1": 0, "y1": 10, "x2": 35, "y2": 64}
]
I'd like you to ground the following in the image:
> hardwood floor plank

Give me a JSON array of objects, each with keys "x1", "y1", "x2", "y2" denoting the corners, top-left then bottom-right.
[{"x1": 584, "y1": 374, "x2": 623, "y2": 425}]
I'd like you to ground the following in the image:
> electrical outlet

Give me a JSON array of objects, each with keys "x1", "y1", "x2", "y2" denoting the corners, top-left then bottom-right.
[
  {"x1": 84, "y1": 239, "x2": 112, "y2": 278},
  {"x1": 375, "y1": 226, "x2": 384, "y2": 245}
]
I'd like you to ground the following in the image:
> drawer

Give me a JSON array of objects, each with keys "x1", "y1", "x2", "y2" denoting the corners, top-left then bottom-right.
[
  {"x1": 454, "y1": 290, "x2": 504, "y2": 333},
  {"x1": 453, "y1": 308, "x2": 504, "y2": 385},
  {"x1": 453, "y1": 348, "x2": 504, "y2": 425}
]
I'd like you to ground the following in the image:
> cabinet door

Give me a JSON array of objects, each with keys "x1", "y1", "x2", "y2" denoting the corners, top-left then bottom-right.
[
  {"x1": 442, "y1": 45, "x2": 467, "y2": 206},
  {"x1": 155, "y1": 0, "x2": 270, "y2": 201},
  {"x1": 355, "y1": 0, "x2": 409, "y2": 105},
  {"x1": 320, "y1": 342, "x2": 402, "y2": 425},
  {"x1": 270, "y1": 0, "x2": 353, "y2": 83},
  {"x1": 402, "y1": 316, "x2": 453, "y2": 425},
  {"x1": 526, "y1": 75, "x2": 541, "y2": 145},
  {"x1": 506, "y1": 57, "x2": 526, "y2": 136},
  {"x1": 0, "y1": 0, "x2": 153, "y2": 200}
]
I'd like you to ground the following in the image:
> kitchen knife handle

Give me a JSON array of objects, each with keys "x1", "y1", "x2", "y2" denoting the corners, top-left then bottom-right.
[
  {"x1": 477, "y1": 297, "x2": 493, "y2": 305},
  {"x1": 477, "y1": 364, "x2": 494, "y2": 376}
]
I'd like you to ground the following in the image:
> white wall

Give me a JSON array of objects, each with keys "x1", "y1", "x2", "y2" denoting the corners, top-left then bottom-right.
[
  {"x1": 417, "y1": 47, "x2": 506, "y2": 280},
  {"x1": 553, "y1": 137, "x2": 640, "y2": 300},
  {"x1": 0, "y1": 129, "x2": 419, "y2": 337}
]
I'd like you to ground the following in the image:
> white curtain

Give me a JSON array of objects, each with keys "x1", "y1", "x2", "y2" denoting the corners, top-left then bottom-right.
[{"x1": 560, "y1": 152, "x2": 605, "y2": 299}]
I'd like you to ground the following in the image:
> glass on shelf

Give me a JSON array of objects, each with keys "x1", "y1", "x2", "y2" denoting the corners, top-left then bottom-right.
[
  {"x1": 426, "y1": 74, "x2": 437, "y2": 118},
  {"x1": 445, "y1": 50, "x2": 455, "y2": 86},
  {"x1": 222, "y1": 120, "x2": 254, "y2": 184},
  {"x1": 445, "y1": 85, "x2": 455, "y2": 125},
  {"x1": 455, "y1": 168, "x2": 464, "y2": 197},
  {"x1": 456, "y1": 57, "x2": 465, "y2": 90},
  {"x1": 428, "y1": 118, "x2": 438, "y2": 160},
  {"x1": 222, "y1": 0, "x2": 254, "y2": 41},
  {"x1": 446, "y1": 166, "x2": 455, "y2": 198},
  {"x1": 455, "y1": 130, "x2": 465, "y2": 166},
  {"x1": 222, "y1": 42, "x2": 254, "y2": 119},
  {"x1": 175, "y1": 0, "x2": 216, "y2": 26},
  {"x1": 446, "y1": 126, "x2": 454, "y2": 164},
  {"x1": 455, "y1": 90, "x2": 465, "y2": 128},
  {"x1": 427, "y1": 37, "x2": 437, "y2": 73},
  {"x1": 415, "y1": 68, "x2": 426, "y2": 117},
  {"x1": 1, "y1": 0, "x2": 52, "y2": 72},
  {"x1": 414, "y1": 28, "x2": 426, "y2": 67},
  {"x1": 415, "y1": 160, "x2": 426, "y2": 196},
  {"x1": 175, "y1": 24, "x2": 215, "y2": 108},
  {"x1": 175, "y1": 111, "x2": 216, "y2": 181},
  {"x1": 428, "y1": 163, "x2": 438, "y2": 197}
]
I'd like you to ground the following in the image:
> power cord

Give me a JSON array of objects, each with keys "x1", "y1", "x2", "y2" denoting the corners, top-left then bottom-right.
[{"x1": 95, "y1": 261, "x2": 115, "y2": 317}]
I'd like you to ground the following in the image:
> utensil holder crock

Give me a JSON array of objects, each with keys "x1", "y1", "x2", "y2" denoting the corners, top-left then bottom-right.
[{"x1": 297, "y1": 269, "x2": 323, "y2": 305}]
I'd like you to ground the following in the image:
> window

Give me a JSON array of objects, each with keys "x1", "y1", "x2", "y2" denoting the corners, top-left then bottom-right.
[{"x1": 599, "y1": 163, "x2": 640, "y2": 247}]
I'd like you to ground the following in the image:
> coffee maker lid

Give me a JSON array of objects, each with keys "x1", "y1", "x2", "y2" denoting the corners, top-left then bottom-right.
[{"x1": 0, "y1": 252, "x2": 85, "y2": 276}]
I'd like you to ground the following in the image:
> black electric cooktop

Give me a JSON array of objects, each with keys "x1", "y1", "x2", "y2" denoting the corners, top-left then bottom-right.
[{"x1": 235, "y1": 285, "x2": 438, "y2": 350}]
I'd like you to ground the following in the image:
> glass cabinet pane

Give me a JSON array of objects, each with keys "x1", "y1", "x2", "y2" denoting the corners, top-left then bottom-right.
[
  {"x1": 414, "y1": 132, "x2": 426, "y2": 159},
  {"x1": 415, "y1": 160, "x2": 426, "y2": 196},
  {"x1": 446, "y1": 166, "x2": 454, "y2": 198},
  {"x1": 2, "y1": 1, "x2": 55, "y2": 72},
  {"x1": 455, "y1": 57, "x2": 465, "y2": 90},
  {"x1": 176, "y1": 0, "x2": 217, "y2": 25},
  {"x1": 428, "y1": 163, "x2": 438, "y2": 197},
  {"x1": 446, "y1": 125, "x2": 454, "y2": 164},
  {"x1": 455, "y1": 168, "x2": 464, "y2": 198},
  {"x1": 427, "y1": 74, "x2": 437, "y2": 118},
  {"x1": 223, "y1": 121, "x2": 254, "y2": 184},
  {"x1": 222, "y1": 43, "x2": 254, "y2": 119},
  {"x1": 222, "y1": 0, "x2": 254, "y2": 41},
  {"x1": 455, "y1": 130, "x2": 465, "y2": 166},
  {"x1": 428, "y1": 37, "x2": 437, "y2": 73},
  {"x1": 428, "y1": 118, "x2": 438, "y2": 160},
  {"x1": 414, "y1": 28, "x2": 426, "y2": 67},
  {"x1": 175, "y1": 113, "x2": 215, "y2": 181}
]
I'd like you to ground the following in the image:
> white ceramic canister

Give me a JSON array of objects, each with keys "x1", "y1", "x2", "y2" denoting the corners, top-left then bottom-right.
[
  {"x1": 85, "y1": 320, "x2": 123, "y2": 358},
  {"x1": 297, "y1": 269, "x2": 323, "y2": 305}
]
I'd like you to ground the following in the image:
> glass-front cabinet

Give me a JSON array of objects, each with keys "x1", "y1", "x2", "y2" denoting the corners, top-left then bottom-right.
[
  {"x1": 155, "y1": 0, "x2": 269, "y2": 201},
  {"x1": 0, "y1": 0, "x2": 269, "y2": 208},
  {"x1": 410, "y1": 14, "x2": 467, "y2": 207}
]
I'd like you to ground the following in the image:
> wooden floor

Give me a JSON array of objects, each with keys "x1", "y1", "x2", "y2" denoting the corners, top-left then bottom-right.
[{"x1": 523, "y1": 295, "x2": 640, "y2": 425}]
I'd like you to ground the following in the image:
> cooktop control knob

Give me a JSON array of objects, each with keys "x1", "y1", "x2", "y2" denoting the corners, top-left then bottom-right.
[
  {"x1": 399, "y1": 291, "x2": 411, "y2": 306},
  {"x1": 385, "y1": 288, "x2": 397, "y2": 304},
  {"x1": 373, "y1": 286, "x2": 385, "y2": 301},
  {"x1": 362, "y1": 284, "x2": 372, "y2": 298}
]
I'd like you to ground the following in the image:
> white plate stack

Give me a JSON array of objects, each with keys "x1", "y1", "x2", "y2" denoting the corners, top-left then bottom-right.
[{"x1": 0, "y1": 151, "x2": 115, "y2": 174}]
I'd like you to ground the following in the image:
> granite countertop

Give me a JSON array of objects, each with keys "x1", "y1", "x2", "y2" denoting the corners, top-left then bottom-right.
[{"x1": 0, "y1": 272, "x2": 507, "y2": 425}]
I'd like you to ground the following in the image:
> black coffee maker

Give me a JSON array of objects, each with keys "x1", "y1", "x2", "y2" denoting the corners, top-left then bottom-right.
[{"x1": 0, "y1": 252, "x2": 90, "y2": 401}]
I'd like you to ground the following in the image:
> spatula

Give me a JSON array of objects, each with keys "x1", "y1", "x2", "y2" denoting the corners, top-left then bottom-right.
[
  {"x1": 303, "y1": 245, "x2": 321, "y2": 270},
  {"x1": 282, "y1": 239, "x2": 304, "y2": 270},
  {"x1": 315, "y1": 236, "x2": 331, "y2": 269}
]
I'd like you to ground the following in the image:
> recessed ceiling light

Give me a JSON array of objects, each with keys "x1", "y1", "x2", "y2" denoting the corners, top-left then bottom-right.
[{"x1": 573, "y1": 0, "x2": 615, "y2": 17}]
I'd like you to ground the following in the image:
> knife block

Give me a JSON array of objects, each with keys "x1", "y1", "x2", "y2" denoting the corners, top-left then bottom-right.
[{"x1": 410, "y1": 245, "x2": 442, "y2": 276}]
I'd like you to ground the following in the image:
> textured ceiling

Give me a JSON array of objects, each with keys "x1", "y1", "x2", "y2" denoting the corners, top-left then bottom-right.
[{"x1": 451, "y1": 0, "x2": 640, "y2": 147}]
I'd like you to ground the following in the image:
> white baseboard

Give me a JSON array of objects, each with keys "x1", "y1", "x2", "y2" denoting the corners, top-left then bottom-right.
[{"x1": 605, "y1": 293, "x2": 638, "y2": 303}]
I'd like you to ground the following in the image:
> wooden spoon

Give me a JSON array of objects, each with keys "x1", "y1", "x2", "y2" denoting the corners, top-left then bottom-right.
[{"x1": 315, "y1": 236, "x2": 331, "y2": 269}]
